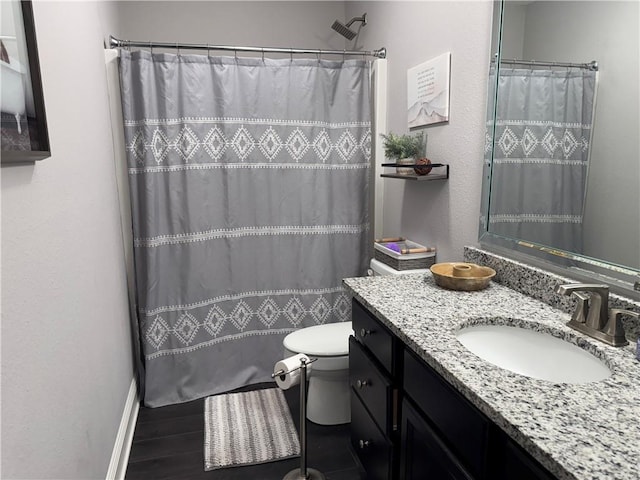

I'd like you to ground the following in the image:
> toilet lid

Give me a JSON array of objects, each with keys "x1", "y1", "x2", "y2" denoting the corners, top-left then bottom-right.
[{"x1": 284, "y1": 322, "x2": 353, "y2": 356}]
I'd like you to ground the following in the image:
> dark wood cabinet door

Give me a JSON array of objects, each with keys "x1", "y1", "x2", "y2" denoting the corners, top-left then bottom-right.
[
  {"x1": 489, "y1": 428, "x2": 557, "y2": 480},
  {"x1": 400, "y1": 399, "x2": 475, "y2": 480},
  {"x1": 403, "y1": 348, "x2": 488, "y2": 478}
]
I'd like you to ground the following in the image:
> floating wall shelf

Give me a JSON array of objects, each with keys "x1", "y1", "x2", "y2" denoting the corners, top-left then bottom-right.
[{"x1": 380, "y1": 163, "x2": 449, "y2": 181}]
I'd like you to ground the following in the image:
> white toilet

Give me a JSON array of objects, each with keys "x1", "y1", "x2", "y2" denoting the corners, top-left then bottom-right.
[
  {"x1": 283, "y1": 321, "x2": 353, "y2": 425},
  {"x1": 282, "y1": 259, "x2": 430, "y2": 426}
]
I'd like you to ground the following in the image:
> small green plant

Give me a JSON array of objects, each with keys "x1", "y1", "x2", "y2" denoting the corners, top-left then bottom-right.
[{"x1": 380, "y1": 132, "x2": 424, "y2": 159}]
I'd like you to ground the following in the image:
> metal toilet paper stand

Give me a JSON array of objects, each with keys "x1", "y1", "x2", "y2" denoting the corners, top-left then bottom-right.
[{"x1": 272, "y1": 356, "x2": 325, "y2": 480}]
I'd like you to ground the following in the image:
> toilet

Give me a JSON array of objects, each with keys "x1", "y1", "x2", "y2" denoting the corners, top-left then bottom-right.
[
  {"x1": 282, "y1": 259, "x2": 430, "y2": 425},
  {"x1": 284, "y1": 321, "x2": 353, "y2": 425}
]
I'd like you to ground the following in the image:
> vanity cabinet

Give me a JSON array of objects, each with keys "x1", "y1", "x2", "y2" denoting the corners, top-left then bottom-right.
[{"x1": 349, "y1": 299, "x2": 557, "y2": 480}]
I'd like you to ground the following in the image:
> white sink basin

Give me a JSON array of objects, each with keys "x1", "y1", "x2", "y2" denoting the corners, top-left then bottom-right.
[{"x1": 456, "y1": 324, "x2": 611, "y2": 384}]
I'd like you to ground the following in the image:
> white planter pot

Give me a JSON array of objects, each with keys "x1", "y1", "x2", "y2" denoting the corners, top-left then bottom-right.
[{"x1": 395, "y1": 157, "x2": 415, "y2": 176}]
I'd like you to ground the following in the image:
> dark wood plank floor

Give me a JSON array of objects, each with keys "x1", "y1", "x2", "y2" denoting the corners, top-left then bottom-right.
[{"x1": 126, "y1": 383, "x2": 366, "y2": 480}]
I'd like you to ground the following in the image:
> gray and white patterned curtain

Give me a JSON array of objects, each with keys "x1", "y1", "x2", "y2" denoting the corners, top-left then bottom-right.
[
  {"x1": 118, "y1": 50, "x2": 371, "y2": 407},
  {"x1": 486, "y1": 67, "x2": 596, "y2": 252}
]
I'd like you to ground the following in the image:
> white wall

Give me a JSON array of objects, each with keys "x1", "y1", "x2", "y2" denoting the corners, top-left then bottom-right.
[
  {"x1": 521, "y1": 1, "x2": 640, "y2": 268},
  {"x1": 1, "y1": 2, "x2": 134, "y2": 478},
  {"x1": 347, "y1": 1, "x2": 494, "y2": 262}
]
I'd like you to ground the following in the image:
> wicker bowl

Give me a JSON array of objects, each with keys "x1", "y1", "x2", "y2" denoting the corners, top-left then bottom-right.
[{"x1": 430, "y1": 263, "x2": 496, "y2": 291}]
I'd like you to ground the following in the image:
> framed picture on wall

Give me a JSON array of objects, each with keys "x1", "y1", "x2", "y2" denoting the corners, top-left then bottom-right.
[
  {"x1": 1, "y1": 0, "x2": 50, "y2": 165},
  {"x1": 407, "y1": 52, "x2": 451, "y2": 129}
]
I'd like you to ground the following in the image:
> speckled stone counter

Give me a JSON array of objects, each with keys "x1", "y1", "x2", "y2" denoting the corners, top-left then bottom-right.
[
  {"x1": 464, "y1": 246, "x2": 640, "y2": 342},
  {"x1": 343, "y1": 273, "x2": 640, "y2": 480}
]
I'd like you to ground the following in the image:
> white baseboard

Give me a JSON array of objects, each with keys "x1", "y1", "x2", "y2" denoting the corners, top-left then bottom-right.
[{"x1": 106, "y1": 377, "x2": 140, "y2": 480}]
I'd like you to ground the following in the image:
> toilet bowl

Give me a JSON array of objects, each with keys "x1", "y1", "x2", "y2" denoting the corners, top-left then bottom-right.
[{"x1": 283, "y1": 321, "x2": 353, "y2": 425}]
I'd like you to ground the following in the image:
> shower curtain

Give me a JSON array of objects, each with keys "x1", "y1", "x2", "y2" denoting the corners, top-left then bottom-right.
[
  {"x1": 118, "y1": 50, "x2": 371, "y2": 407},
  {"x1": 487, "y1": 67, "x2": 596, "y2": 253}
]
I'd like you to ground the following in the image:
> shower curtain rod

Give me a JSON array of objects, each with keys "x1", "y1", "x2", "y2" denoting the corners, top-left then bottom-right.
[
  {"x1": 109, "y1": 35, "x2": 386, "y2": 59},
  {"x1": 494, "y1": 57, "x2": 598, "y2": 71}
]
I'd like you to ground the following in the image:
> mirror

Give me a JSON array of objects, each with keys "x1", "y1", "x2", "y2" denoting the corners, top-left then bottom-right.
[{"x1": 481, "y1": 0, "x2": 639, "y2": 294}]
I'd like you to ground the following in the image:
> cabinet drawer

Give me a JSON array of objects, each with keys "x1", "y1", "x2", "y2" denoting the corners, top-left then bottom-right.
[
  {"x1": 403, "y1": 348, "x2": 488, "y2": 478},
  {"x1": 350, "y1": 336, "x2": 393, "y2": 436},
  {"x1": 352, "y1": 299, "x2": 394, "y2": 375},
  {"x1": 350, "y1": 394, "x2": 393, "y2": 480}
]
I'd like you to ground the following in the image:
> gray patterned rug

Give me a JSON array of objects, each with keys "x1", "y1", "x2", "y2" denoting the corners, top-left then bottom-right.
[{"x1": 204, "y1": 388, "x2": 300, "y2": 470}]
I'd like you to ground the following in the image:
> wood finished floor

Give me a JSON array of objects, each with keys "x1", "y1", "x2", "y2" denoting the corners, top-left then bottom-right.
[{"x1": 126, "y1": 383, "x2": 366, "y2": 480}]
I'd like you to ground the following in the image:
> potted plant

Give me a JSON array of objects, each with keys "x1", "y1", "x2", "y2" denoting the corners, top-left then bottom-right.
[{"x1": 380, "y1": 132, "x2": 424, "y2": 175}]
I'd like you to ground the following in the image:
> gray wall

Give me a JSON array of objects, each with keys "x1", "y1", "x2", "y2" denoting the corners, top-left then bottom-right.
[
  {"x1": 1, "y1": 2, "x2": 134, "y2": 478},
  {"x1": 347, "y1": 1, "x2": 493, "y2": 262},
  {"x1": 114, "y1": 1, "x2": 348, "y2": 53}
]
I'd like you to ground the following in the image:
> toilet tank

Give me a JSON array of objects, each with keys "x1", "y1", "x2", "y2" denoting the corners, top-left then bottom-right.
[{"x1": 369, "y1": 258, "x2": 429, "y2": 276}]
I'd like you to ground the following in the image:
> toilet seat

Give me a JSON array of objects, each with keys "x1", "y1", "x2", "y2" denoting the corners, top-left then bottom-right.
[{"x1": 283, "y1": 321, "x2": 352, "y2": 357}]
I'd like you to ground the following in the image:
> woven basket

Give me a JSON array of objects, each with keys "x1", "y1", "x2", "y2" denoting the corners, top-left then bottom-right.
[{"x1": 374, "y1": 248, "x2": 436, "y2": 271}]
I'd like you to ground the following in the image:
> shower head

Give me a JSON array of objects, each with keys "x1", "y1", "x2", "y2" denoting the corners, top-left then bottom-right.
[{"x1": 331, "y1": 13, "x2": 367, "y2": 40}]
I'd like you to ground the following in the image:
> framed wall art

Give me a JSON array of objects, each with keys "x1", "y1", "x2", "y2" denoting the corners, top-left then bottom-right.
[
  {"x1": 1, "y1": 0, "x2": 50, "y2": 165},
  {"x1": 407, "y1": 52, "x2": 451, "y2": 129}
]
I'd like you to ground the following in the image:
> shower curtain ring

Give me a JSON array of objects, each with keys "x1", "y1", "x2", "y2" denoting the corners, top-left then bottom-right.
[
  {"x1": 317, "y1": 50, "x2": 321, "y2": 63},
  {"x1": 261, "y1": 49, "x2": 265, "y2": 62},
  {"x1": 343, "y1": 49, "x2": 346, "y2": 62},
  {"x1": 149, "y1": 41, "x2": 153, "y2": 54},
  {"x1": 234, "y1": 49, "x2": 238, "y2": 61},
  {"x1": 176, "y1": 42, "x2": 180, "y2": 56},
  {"x1": 290, "y1": 48, "x2": 293, "y2": 62},
  {"x1": 207, "y1": 44, "x2": 211, "y2": 58}
]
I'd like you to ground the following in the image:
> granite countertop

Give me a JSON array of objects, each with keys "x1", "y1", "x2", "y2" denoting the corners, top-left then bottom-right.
[{"x1": 343, "y1": 273, "x2": 640, "y2": 480}]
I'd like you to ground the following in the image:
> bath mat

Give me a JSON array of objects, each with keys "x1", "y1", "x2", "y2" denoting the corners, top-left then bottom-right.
[{"x1": 204, "y1": 388, "x2": 300, "y2": 470}]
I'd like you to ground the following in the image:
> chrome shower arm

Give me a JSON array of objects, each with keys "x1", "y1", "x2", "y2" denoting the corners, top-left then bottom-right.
[{"x1": 346, "y1": 13, "x2": 367, "y2": 28}]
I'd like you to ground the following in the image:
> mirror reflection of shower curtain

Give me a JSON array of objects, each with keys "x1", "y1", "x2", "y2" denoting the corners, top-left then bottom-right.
[
  {"x1": 488, "y1": 67, "x2": 596, "y2": 253},
  {"x1": 118, "y1": 50, "x2": 371, "y2": 407}
]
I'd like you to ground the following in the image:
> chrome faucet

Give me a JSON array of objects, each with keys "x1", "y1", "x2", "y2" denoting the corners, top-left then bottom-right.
[{"x1": 555, "y1": 283, "x2": 637, "y2": 347}]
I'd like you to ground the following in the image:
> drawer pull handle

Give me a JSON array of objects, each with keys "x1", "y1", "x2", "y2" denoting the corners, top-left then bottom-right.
[
  {"x1": 359, "y1": 439, "x2": 371, "y2": 449},
  {"x1": 360, "y1": 328, "x2": 372, "y2": 337},
  {"x1": 356, "y1": 379, "x2": 370, "y2": 388}
]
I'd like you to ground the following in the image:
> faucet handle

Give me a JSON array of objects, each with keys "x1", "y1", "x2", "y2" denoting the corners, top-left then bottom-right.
[
  {"x1": 556, "y1": 283, "x2": 609, "y2": 330},
  {"x1": 555, "y1": 283, "x2": 609, "y2": 296},
  {"x1": 603, "y1": 309, "x2": 638, "y2": 347},
  {"x1": 570, "y1": 291, "x2": 590, "y2": 324}
]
